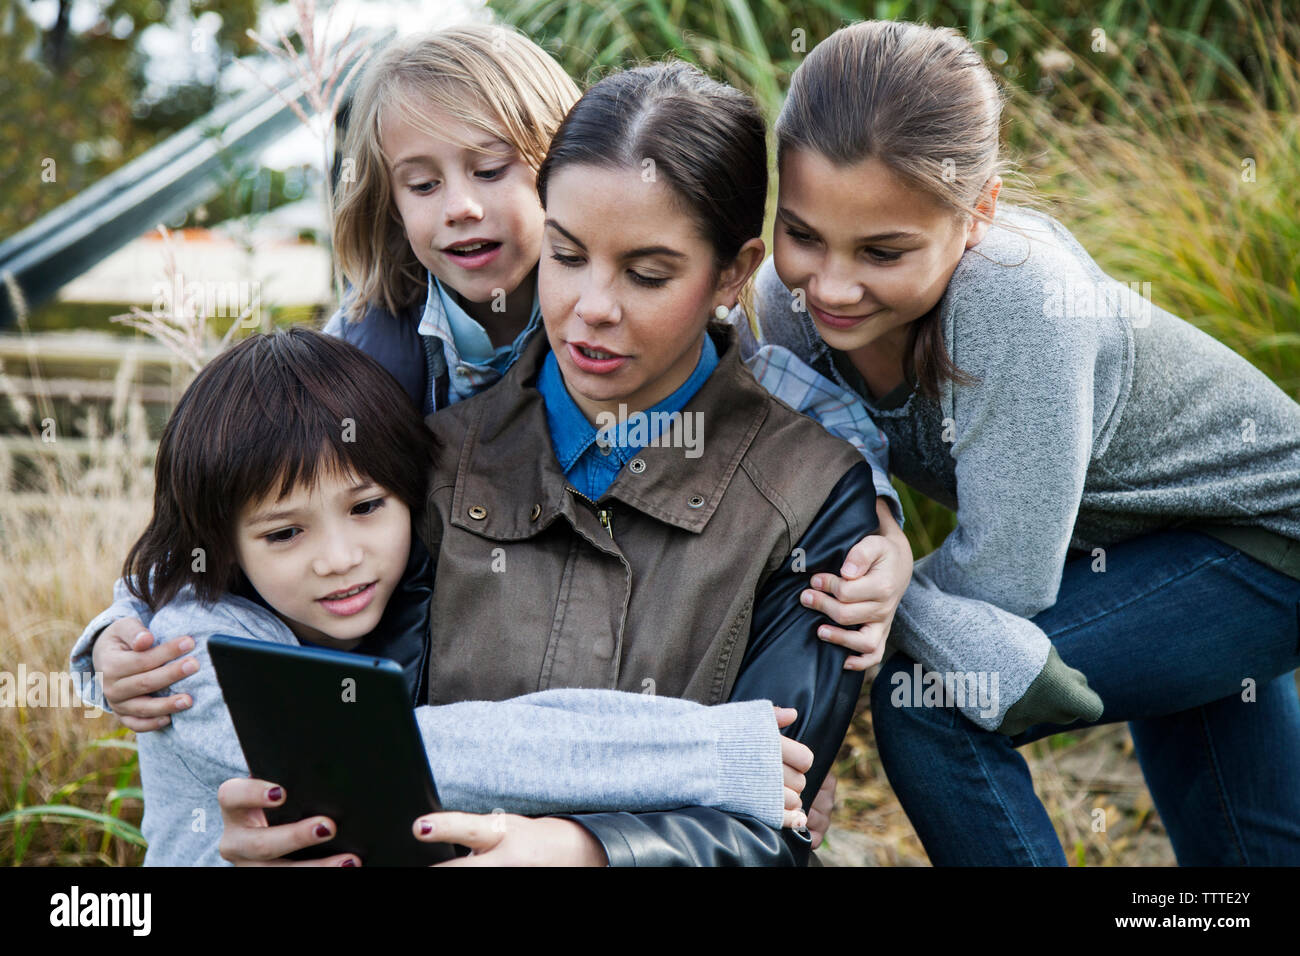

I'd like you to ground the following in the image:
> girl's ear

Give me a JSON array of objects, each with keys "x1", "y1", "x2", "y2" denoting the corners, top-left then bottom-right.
[
  {"x1": 714, "y1": 237, "x2": 767, "y2": 307},
  {"x1": 964, "y1": 175, "x2": 1002, "y2": 249}
]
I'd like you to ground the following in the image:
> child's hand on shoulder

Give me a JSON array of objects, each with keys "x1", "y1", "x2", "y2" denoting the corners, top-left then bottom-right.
[
  {"x1": 93, "y1": 617, "x2": 198, "y2": 731},
  {"x1": 800, "y1": 496, "x2": 912, "y2": 670}
]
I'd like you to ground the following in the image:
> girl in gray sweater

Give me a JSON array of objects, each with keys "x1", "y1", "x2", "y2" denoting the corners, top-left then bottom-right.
[{"x1": 752, "y1": 19, "x2": 1300, "y2": 865}]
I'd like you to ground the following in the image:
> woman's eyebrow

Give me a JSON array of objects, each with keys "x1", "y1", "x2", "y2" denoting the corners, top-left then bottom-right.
[
  {"x1": 777, "y1": 206, "x2": 923, "y2": 244},
  {"x1": 545, "y1": 219, "x2": 686, "y2": 261}
]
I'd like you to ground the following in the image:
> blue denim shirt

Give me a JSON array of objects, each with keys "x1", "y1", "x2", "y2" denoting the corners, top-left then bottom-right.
[{"x1": 538, "y1": 334, "x2": 719, "y2": 500}]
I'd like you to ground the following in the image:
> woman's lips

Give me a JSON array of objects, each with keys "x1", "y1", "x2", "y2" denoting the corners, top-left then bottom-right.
[
  {"x1": 317, "y1": 581, "x2": 377, "y2": 616},
  {"x1": 810, "y1": 302, "x2": 875, "y2": 330},
  {"x1": 568, "y1": 342, "x2": 628, "y2": 374}
]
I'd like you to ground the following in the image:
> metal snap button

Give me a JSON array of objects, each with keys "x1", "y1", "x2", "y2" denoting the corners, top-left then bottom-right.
[
  {"x1": 468, "y1": 505, "x2": 487, "y2": 520},
  {"x1": 629, "y1": 458, "x2": 646, "y2": 474},
  {"x1": 687, "y1": 494, "x2": 705, "y2": 509},
  {"x1": 529, "y1": 503, "x2": 541, "y2": 521}
]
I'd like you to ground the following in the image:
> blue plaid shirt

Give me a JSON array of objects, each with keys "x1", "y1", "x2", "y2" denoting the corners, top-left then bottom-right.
[
  {"x1": 727, "y1": 308, "x2": 903, "y2": 529},
  {"x1": 418, "y1": 271, "x2": 543, "y2": 405},
  {"x1": 538, "y1": 335, "x2": 720, "y2": 501}
]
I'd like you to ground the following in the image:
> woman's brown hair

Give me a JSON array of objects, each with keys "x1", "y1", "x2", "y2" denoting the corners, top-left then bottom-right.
[
  {"x1": 123, "y1": 328, "x2": 438, "y2": 612},
  {"x1": 537, "y1": 60, "x2": 768, "y2": 290}
]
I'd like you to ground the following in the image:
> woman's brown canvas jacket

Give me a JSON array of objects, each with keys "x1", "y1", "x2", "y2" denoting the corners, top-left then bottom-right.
[{"x1": 418, "y1": 321, "x2": 881, "y2": 865}]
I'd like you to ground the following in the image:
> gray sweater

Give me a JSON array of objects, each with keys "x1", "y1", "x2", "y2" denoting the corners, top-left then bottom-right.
[
  {"x1": 752, "y1": 205, "x2": 1300, "y2": 729},
  {"x1": 70, "y1": 581, "x2": 785, "y2": 866}
]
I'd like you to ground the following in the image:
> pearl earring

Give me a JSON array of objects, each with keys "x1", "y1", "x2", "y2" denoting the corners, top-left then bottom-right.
[{"x1": 714, "y1": 304, "x2": 730, "y2": 320}]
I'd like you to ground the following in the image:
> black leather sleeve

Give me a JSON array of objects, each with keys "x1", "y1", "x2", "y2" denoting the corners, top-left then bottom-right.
[{"x1": 564, "y1": 462, "x2": 878, "y2": 866}]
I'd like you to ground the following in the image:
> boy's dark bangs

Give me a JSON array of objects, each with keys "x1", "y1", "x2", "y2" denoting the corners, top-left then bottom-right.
[{"x1": 219, "y1": 335, "x2": 428, "y2": 517}]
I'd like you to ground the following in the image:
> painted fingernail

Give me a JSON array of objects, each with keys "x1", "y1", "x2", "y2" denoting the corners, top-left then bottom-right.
[
  {"x1": 419, "y1": 821, "x2": 434, "y2": 836},
  {"x1": 267, "y1": 786, "x2": 283, "y2": 802},
  {"x1": 340, "y1": 858, "x2": 358, "y2": 867},
  {"x1": 314, "y1": 823, "x2": 331, "y2": 839}
]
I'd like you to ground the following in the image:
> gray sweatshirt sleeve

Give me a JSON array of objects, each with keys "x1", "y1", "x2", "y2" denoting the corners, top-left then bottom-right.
[
  {"x1": 68, "y1": 576, "x2": 157, "y2": 714},
  {"x1": 415, "y1": 689, "x2": 784, "y2": 824},
  {"x1": 133, "y1": 598, "x2": 786, "y2": 864},
  {"x1": 887, "y1": 562, "x2": 1050, "y2": 730},
  {"x1": 929, "y1": 285, "x2": 1097, "y2": 619},
  {"x1": 888, "y1": 266, "x2": 1108, "y2": 730}
]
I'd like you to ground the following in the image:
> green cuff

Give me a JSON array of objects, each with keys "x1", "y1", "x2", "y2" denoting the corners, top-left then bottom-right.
[{"x1": 997, "y1": 646, "x2": 1104, "y2": 736}]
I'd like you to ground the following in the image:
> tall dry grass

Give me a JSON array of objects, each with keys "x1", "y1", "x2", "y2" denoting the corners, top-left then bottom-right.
[
  {"x1": 1008, "y1": 7, "x2": 1300, "y2": 398},
  {"x1": 1, "y1": 282, "x2": 159, "y2": 864}
]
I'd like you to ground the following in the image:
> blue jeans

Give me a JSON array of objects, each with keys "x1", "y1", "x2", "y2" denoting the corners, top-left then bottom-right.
[{"x1": 871, "y1": 529, "x2": 1300, "y2": 865}]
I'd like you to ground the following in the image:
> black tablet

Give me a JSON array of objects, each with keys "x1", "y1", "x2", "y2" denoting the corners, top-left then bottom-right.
[{"x1": 208, "y1": 633, "x2": 463, "y2": 866}]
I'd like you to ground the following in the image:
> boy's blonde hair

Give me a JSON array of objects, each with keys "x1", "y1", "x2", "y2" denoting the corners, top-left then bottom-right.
[{"x1": 333, "y1": 23, "x2": 581, "y2": 322}]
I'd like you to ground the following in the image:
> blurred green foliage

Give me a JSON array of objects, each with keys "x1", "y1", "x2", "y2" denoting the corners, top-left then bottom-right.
[
  {"x1": 0, "y1": 0, "x2": 261, "y2": 242},
  {"x1": 488, "y1": 0, "x2": 1286, "y2": 121}
]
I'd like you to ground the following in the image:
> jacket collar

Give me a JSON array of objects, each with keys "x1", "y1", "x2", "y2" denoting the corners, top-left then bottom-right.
[{"x1": 449, "y1": 322, "x2": 771, "y2": 540}]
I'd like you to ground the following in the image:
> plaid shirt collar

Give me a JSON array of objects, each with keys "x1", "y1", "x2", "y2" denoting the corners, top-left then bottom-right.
[{"x1": 417, "y1": 271, "x2": 543, "y2": 372}]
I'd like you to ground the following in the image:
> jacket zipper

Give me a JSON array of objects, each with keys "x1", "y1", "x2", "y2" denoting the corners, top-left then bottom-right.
[{"x1": 566, "y1": 486, "x2": 614, "y2": 539}]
